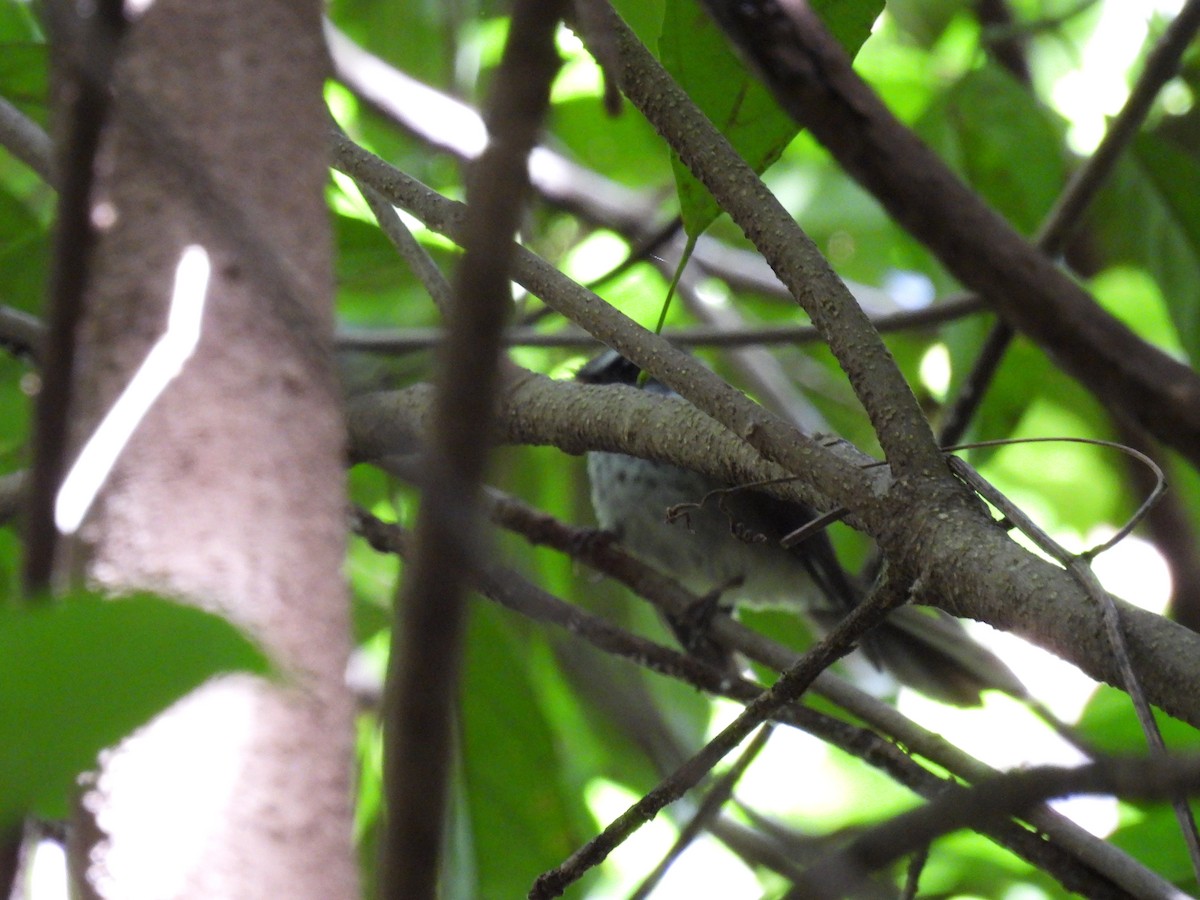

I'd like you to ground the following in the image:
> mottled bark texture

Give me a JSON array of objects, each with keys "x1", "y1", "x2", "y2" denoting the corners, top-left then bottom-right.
[{"x1": 54, "y1": 2, "x2": 357, "y2": 897}]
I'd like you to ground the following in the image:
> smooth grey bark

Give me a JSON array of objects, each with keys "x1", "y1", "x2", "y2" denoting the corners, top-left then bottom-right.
[{"x1": 54, "y1": 2, "x2": 357, "y2": 897}]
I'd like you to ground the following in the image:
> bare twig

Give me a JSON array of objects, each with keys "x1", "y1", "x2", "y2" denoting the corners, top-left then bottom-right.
[
  {"x1": 1041, "y1": 0, "x2": 1200, "y2": 255},
  {"x1": 331, "y1": 133, "x2": 872, "y2": 512},
  {"x1": 628, "y1": 725, "x2": 774, "y2": 900},
  {"x1": 334, "y1": 295, "x2": 985, "y2": 354},
  {"x1": 530, "y1": 575, "x2": 914, "y2": 899},
  {"x1": 0, "y1": 94, "x2": 54, "y2": 185},
  {"x1": 693, "y1": 0, "x2": 1200, "y2": 468},
  {"x1": 354, "y1": 181, "x2": 454, "y2": 313},
  {"x1": 949, "y1": 456, "x2": 1200, "y2": 882},
  {"x1": 577, "y1": 1, "x2": 945, "y2": 478},
  {"x1": 354, "y1": 478, "x2": 1184, "y2": 897},
  {"x1": 324, "y1": 17, "x2": 658, "y2": 233},
  {"x1": 789, "y1": 754, "x2": 1200, "y2": 900},
  {"x1": 353, "y1": 508, "x2": 742, "y2": 693},
  {"x1": 671, "y1": 261, "x2": 833, "y2": 434},
  {"x1": 324, "y1": 20, "x2": 908, "y2": 312},
  {"x1": 489, "y1": 488, "x2": 1184, "y2": 897},
  {"x1": 346, "y1": 372, "x2": 1200, "y2": 734},
  {"x1": 1115, "y1": 418, "x2": 1200, "y2": 632},
  {"x1": 0, "y1": 305, "x2": 44, "y2": 362},
  {"x1": 941, "y1": 0, "x2": 1200, "y2": 445},
  {"x1": 354, "y1": 504, "x2": 1140, "y2": 895}
]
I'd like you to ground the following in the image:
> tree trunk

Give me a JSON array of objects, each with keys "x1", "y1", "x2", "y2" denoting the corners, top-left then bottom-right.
[{"x1": 49, "y1": 2, "x2": 357, "y2": 896}]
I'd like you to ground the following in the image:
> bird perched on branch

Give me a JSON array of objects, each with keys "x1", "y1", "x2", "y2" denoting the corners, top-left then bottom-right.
[{"x1": 577, "y1": 349, "x2": 1025, "y2": 707}]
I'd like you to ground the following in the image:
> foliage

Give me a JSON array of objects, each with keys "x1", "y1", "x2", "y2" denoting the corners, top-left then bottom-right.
[
  {"x1": 4, "y1": 0, "x2": 1200, "y2": 897},
  {"x1": 0, "y1": 592, "x2": 270, "y2": 831}
]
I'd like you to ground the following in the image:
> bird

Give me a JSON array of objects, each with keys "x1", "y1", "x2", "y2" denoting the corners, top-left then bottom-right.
[{"x1": 577, "y1": 349, "x2": 1026, "y2": 707}]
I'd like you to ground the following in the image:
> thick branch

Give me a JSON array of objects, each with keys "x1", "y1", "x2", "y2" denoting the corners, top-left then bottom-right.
[
  {"x1": 331, "y1": 132, "x2": 874, "y2": 516},
  {"x1": 696, "y1": 0, "x2": 1200, "y2": 469},
  {"x1": 347, "y1": 374, "x2": 1200, "y2": 730},
  {"x1": 576, "y1": 2, "x2": 945, "y2": 478}
]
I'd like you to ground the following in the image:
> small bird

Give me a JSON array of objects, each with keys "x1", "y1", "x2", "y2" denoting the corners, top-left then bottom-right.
[{"x1": 578, "y1": 349, "x2": 1026, "y2": 707}]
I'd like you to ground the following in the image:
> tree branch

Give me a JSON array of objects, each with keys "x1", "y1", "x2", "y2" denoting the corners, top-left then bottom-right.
[
  {"x1": 575, "y1": 1, "x2": 946, "y2": 478},
  {"x1": 331, "y1": 132, "x2": 877, "y2": 522},
  {"x1": 371, "y1": 496, "x2": 1144, "y2": 896},
  {"x1": 0, "y1": 94, "x2": 54, "y2": 185},
  {"x1": 790, "y1": 754, "x2": 1200, "y2": 900},
  {"x1": 346, "y1": 373, "x2": 1200, "y2": 732},
  {"x1": 378, "y1": 2, "x2": 569, "y2": 897},
  {"x1": 694, "y1": 0, "x2": 1200, "y2": 469}
]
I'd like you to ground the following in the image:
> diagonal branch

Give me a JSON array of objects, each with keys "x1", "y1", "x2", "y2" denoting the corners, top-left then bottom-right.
[
  {"x1": 575, "y1": 1, "x2": 946, "y2": 478},
  {"x1": 352, "y1": 506, "x2": 1154, "y2": 897},
  {"x1": 330, "y1": 131, "x2": 873, "y2": 516},
  {"x1": 789, "y1": 754, "x2": 1200, "y2": 900},
  {"x1": 694, "y1": 0, "x2": 1200, "y2": 469},
  {"x1": 940, "y1": 0, "x2": 1200, "y2": 445}
]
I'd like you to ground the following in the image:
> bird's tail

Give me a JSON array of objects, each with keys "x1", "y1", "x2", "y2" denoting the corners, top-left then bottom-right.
[{"x1": 859, "y1": 605, "x2": 1027, "y2": 706}]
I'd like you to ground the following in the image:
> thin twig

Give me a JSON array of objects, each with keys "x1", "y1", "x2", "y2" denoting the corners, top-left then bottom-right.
[
  {"x1": 354, "y1": 180, "x2": 454, "y2": 314},
  {"x1": 944, "y1": 435, "x2": 1168, "y2": 555},
  {"x1": 334, "y1": 295, "x2": 985, "y2": 354},
  {"x1": 941, "y1": 0, "x2": 1200, "y2": 445},
  {"x1": 627, "y1": 725, "x2": 774, "y2": 900},
  {"x1": 355, "y1": 471, "x2": 1186, "y2": 897},
  {"x1": 788, "y1": 754, "x2": 1200, "y2": 900},
  {"x1": 347, "y1": 371, "x2": 1200, "y2": 735},
  {"x1": 354, "y1": 504, "x2": 1141, "y2": 895},
  {"x1": 671, "y1": 257, "x2": 833, "y2": 435},
  {"x1": 529, "y1": 575, "x2": 914, "y2": 899},
  {"x1": 325, "y1": 20, "x2": 902, "y2": 311},
  {"x1": 948, "y1": 456, "x2": 1200, "y2": 883},
  {"x1": 352, "y1": 507, "x2": 744, "y2": 693},
  {"x1": 0, "y1": 94, "x2": 54, "y2": 185},
  {"x1": 324, "y1": 17, "x2": 658, "y2": 233},
  {"x1": 578, "y1": 0, "x2": 947, "y2": 478},
  {"x1": 331, "y1": 133, "x2": 873, "y2": 509},
  {"x1": 0, "y1": 305, "x2": 44, "y2": 362},
  {"x1": 692, "y1": 0, "x2": 1200, "y2": 466}
]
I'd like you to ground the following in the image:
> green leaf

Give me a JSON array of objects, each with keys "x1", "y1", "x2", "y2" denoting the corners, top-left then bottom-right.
[
  {"x1": 1090, "y1": 265, "x2": 1186, "y2": 357},
  {"x1": 1109, "y1": 804, "x2": 1200, "y2": 893},
  {"x1": 660, "y1": 0, "x2": 883, "y2": 238},
  {"x1": 1076, "y1": 684, "x2": 1200, "y2": 754},
  {"x1": 884, "y1": 0, "x2": 964, "y2": 47},
  {"x1": 551, "y1": 95, "x2": 672, "y2": 188},
  {"x1": 916, "y1": 64, "x2": 1067, "y2": 235},
  {"x1": 608, "y1": 0, "x2": 667, "y2": 48},
  {"x1": 0, "y1": 593, "x2": 271, "y2": 830},
  {"x1": 0, "y1": 186, "x2": 50, "y2": 312},
  {"x1": 0, "y1": 42, "x2": 48, "y2": 122},
  {"x1": 1088, "y1": 135, "x2": 1200, "y2": 362},
  {"x1": 460, "y1": 603, "x2": 586, "y2": 897}
]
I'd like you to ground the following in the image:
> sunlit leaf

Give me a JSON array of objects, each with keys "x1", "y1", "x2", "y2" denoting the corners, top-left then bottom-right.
[
  {"x1": 917, "y1": 64, "x2": 1066, "y2": 235},
  {"x1": 1089, "y1": 134, "x2": 1200, "y2": 363},
  {"x1": 0, "y1": 593, "x2": 270, "y2": 829},
  {"x1": 660, "y1": 0, "x2": 883, "y2": 237}
]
